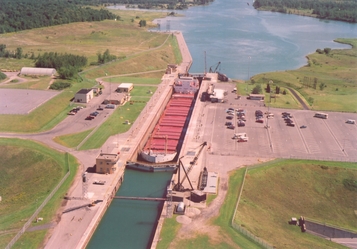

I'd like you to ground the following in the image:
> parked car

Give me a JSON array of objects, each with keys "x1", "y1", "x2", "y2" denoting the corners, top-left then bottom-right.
[
  {"x1": 97, "y1": 106, "x2": 104, "y2": 111},
  {"x1": 225, "y1": 121, "x2": 233, "y2": 126},
  {"x1": 86, "y1": 116, "x2": 94, "y2": 120},
  {"x1": 300, "y1": 125, "x2": 307, "y2": 128},
  {"x1": 287, "y1": 123, "x2": 295, "y2": 127},
  {"x1": 226, "y1": 116, "x2": 233, "y2": 120},
  {"x1": 227, "y1": 125, "x2": 235, "y2": 129},
  {"x1": 238, "y1": 122, "x2": 245, "y2": 127},
  {"x1": 90, "y1": 111, "x2": 99, "y2": 116},
  {"x1": 256, "y1": 119, "x2": 264, "y2": 123}
]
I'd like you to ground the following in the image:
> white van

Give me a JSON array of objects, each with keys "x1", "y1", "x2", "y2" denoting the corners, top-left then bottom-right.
[{"x1": 346, "y1": 119, "x2": 355, "y2": 124}]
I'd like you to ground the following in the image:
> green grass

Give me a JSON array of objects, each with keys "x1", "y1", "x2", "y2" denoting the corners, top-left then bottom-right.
[
  {"x1": 0, "y1": 16, "x2": 180, "y2": 133},
  {"x1": 0, "y1": 138, "x2": 78, "y2": 249},
  {"x1": 54, "y1": 129, "x2": 94, "y2": 148},
  {"x1": 156, "y1": 215, "x2": 182, "y2": 249},
  {"x1": 0, "y1": 75, "x2": 54, "y2": 90},
  {"x1": 79, "y1": 100, "x2": 147, "y2": 150},
  {"x1": 235, "y1": 160, "x2": 357, "y2": 249},
  {"x1": 251, "y1": 38, "x2": 357, "y2": 112}
]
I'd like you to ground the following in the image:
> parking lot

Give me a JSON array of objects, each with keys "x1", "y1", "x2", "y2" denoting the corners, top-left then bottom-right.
[{"x1": 198, "y1": 82, "x2": 357, "y2": 162}]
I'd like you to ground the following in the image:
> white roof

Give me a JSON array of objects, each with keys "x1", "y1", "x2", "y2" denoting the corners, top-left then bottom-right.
[
  {"x1": 118, "y1": 83, "x2": 133, "y2": 88},
  {"x1": 20, "y1": 67, "x2": 56, "y2": 75},
  {"x1": 213, "y1": 89, "x2": 225, "y2": 99}
]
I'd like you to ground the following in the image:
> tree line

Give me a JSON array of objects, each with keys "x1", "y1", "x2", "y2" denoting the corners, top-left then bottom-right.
[
  {"x1": 0, "y1": 0, "x2": 120, "y2": 33},
  {"x1": 253, "y1": 0, "x2": 357, "y2": 23},
  {"x1": 0, "y1": 44, "x2": 24, "y2": 59},
  {"x1": 35, "y1": 52, "x2": 88, "y2": 79}
]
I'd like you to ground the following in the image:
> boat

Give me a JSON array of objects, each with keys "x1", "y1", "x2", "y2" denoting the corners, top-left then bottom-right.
[{"x1": 140, "y1": 76, "x2": 199, "y2": 163}]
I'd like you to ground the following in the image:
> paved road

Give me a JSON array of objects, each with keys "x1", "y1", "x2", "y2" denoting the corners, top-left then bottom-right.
[{"x1": 287, "y1": 87, "x2": 310, "y2": 110}]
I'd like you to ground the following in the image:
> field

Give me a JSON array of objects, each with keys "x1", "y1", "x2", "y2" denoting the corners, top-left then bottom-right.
[
  {"x1": 249, "y1": 39, "x2": 357, "y2": 112},
  {"x1": 0, "y1": 11, "x2": 180, "y2": 133},
  {"x1": 235, "y1": 160, "x2": 357, "y2": 249},
  {"x1": 158, "y1": 160, "x2": 357, "y2": 249},
  {"x1": 0, "y1": 138, "x2": 78, "y2": 249}
]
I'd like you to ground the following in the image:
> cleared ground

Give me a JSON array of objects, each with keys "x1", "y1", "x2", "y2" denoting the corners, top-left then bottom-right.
[{"x1": 0, "y1": 89, "x2": 60, "y2": 114}]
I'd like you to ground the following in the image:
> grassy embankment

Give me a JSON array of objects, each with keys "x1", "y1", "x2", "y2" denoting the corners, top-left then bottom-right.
[
  {"x1": 236, "y1": 160, "x2": 357, "y2": 249},
  {"x1": 237, "y1": 39, "x2": 357, "y2": 112},
  {"x1": 0, "y1": 138, "x2": 78, "y2": 249},
  {"x1": 0, "y1": 9, "x2": 180, "y2": 134},
  {"x1": 158, "y1": 160, "x2": 357, "y2": 249}
]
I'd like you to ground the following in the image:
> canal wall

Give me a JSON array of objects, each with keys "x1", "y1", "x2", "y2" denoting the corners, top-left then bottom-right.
[{"x1": 131, "y1": 84, "x2": 174, "y2": 161}]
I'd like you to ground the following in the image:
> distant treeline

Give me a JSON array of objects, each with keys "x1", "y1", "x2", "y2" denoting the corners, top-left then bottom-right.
[
  {"x1": 80, "y1": 0, "x2": 213, "y2": 9},
  {"x1": 0, "y1": 0, "x2": 120, "y2": 33},
  {"x1": 253, "y1": 0, "x2": 357, "y2": 23}
]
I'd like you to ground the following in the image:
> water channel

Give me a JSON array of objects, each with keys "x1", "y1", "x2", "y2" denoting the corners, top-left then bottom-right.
[{"x1": 89, "y1": 0, "x2": 356, "y2": 247}]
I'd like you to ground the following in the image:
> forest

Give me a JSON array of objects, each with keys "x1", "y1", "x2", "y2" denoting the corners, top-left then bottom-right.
[
  {"x1": 0, "y1": 0, "x2": 120, "y2": 33},
  {"x1": 253, "y1": 0, "x2": 357, "y2": 23}
]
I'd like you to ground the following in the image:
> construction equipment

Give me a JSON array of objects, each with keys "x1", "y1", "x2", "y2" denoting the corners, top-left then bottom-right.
[
  {"x1": 209, "y1": 62, "x2": 221, "y2": 73},
  {"x1": 173, "y1": 142, "x2": 207, "y2": 192}
]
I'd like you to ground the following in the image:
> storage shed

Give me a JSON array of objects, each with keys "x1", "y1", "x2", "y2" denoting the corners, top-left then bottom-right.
[
  {"x1": 74, "y1": 89, "x2": 94, "y2": 103},
  {"x1": 116, "y1": 83, "x2": 134, "y2": 93},
  {"x1": 20, "y1": 67, "x2": 57, "y2": 76}
]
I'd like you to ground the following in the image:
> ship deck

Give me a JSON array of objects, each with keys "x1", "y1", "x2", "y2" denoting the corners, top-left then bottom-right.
[{"x1": 143, "y1": 93, "x2": 195, "y2": 154}]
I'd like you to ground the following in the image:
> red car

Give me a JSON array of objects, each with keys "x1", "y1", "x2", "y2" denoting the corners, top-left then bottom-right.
[{"x1": 256, "y1": 119, "x2": 264, "y2": 123}]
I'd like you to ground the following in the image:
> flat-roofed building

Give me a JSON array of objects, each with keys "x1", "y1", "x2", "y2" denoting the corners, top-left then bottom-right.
[
  {"x1": 95, "y1": 152, "x2": 120, "y2": 174},
  {"x1": 74, "y1": 88, "x2": 94, "y2": 103},
  {"x1": 116, "y1": 83, "x2": 134, "y2": 93},
  {"x1": 210, "y1": 88, "x2": 227, "y2": 103}
]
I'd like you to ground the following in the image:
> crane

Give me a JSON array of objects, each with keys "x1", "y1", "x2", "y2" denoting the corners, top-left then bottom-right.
[
  {"x1": 173, "y1": 142, "x2": 207, "y2": 192},
  {"x1": 209, "y1": 62, "x2": 221, "y2": 73}
]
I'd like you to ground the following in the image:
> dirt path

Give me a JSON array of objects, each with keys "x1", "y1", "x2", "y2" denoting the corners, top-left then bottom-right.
[{"x1": 168, "y1": 155, "x2": 269, "y2": 248}]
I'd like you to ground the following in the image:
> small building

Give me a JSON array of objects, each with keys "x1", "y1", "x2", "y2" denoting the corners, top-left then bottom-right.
[
  {"x1": 74, "y1": 88, "x2": 94, "y2": 103},
  {"x1": 166, "y1": 64, "x2": 177, "y2": 74},
  {"x1": 248, "y1": 94, "x2": 265, "y2": 100},
  {"x1": 95, "y1": 152, "x2": 120, "y2": 174},
  {"x1": 20, "y1": 67, "x2": 57, "y2": 76},
  {"x1": 210, "y1": 89, "x2": 226, "y2": 103},
  {"x1": 116, "y1": 83, "x2": 134, "y2": 93},
  {"x1": 105, "y1": 92, "x2": 129, "y2": 106}
]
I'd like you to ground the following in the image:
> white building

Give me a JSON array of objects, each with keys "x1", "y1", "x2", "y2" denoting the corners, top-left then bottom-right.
[
  {"x1": 20, "y1": 67, "x2": 57, "y2": 76},
  {"x1": 116, "y1": 83, "x2": 134, "y2": 93},
  {"x1": 74, "y1": 89, "x2": 94, "y2": 103},
  {"x1": 210, "y1": 89, "x2": 226, "y2": 103}
]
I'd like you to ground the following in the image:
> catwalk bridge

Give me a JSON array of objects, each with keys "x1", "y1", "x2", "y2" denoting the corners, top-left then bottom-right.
[{"x1": 113, "y1": 196, "x2": 168, "y2": 201}]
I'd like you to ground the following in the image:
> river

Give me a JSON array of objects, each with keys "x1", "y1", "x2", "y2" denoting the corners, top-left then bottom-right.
[{"x1": 156, "y1": 0, "x2": 356, "y2": 79}]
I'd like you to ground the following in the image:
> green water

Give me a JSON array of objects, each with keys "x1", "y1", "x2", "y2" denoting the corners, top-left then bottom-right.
[{"x1": 87, "y1": 169, "x2": 172, "y2": 249}]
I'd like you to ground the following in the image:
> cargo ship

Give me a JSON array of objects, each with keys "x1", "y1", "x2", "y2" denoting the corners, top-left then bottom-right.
[{"x1": 140, "y1": 76, "x2": 200, "y2": 163}]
